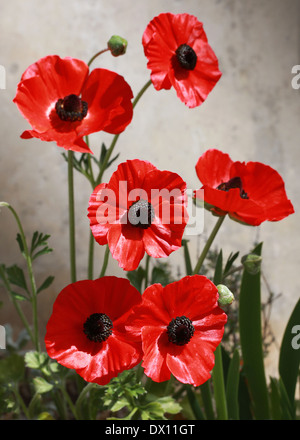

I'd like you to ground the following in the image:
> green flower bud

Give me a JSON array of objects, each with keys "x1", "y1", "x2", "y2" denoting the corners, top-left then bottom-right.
[
  {"x1": 107, "y1": 35, "x2": 128, "y2": 57},
  {"x1": 217, "y1": 284, "x2": 235, "y2": 306},
  {"x1": 241, "y1": 253, "x2": 262, "y2": 275}
]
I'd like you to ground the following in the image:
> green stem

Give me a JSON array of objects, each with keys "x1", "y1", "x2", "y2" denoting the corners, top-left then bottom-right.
[
  {"x1": 87, "y1": 231, "x2": 94, "y2": 280},
  {"x1": 68, "y1": 151, "x2": 77, "y2": 283},
  {"x1": 0, "y1": 203, "x2": 40, "y2": 351},
  {"x1": 87, "y1": 48, "x2": 109, "y2": 67},
  {"x1": 144, "y1": 254, "x2": 151, "y2": 290},
  {"x1": 14, "y1": 385, "x2": 30, "y2": 419},
  {"x1": 193, "y1": 216, "x2": 225, "y2": 275},
  {"x1": 185, "y1": 385, "x2": 205, "y2": 420},
  {"x1": 200, "y1": 380, "x2": 215, "y2": 420},
  {"x1": 75, "y1": 382, "x2": 95, "y2": 420},
  {"x1": 212, "y1": 345, "x2": 228, "y2": 420},
  {"x1": 99, "y1": 244, "x2": 110, "y2": 278},
  {"x1": 59, "y1": 384, "x2": 78, "y2": 420}
]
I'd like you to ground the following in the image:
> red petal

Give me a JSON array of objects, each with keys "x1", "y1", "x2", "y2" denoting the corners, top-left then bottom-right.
[
  {"x1": 107, "y1": 223, "x2": 145, "y2": 271},
  {"x1": 195, "y1": 149, "x2": 234, "y2": 188},
  {"x1": 141, "y1": 327, "x2": 171, "y2": 383},
  {"x1": 80, "y1": 68, "x2": 133, "y2": 136}
]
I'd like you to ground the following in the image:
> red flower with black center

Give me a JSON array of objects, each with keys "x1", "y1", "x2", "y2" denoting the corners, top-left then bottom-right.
[
  {"x1": 194, "y1": 149, "x2": 294, "y2": 226},
  {"x1": 13, "y1": 55, "x2": 133, "y2": 153},
  {"x1": 45, "y1": 277, "x2": 142, "y2": 385},
  {"x1": 88, "y1": 159, "x2": 188, "y2": 271},
  {"x1": 142, "y1": 12, "x2": 222, "y2": 108},
  {"x1": 126, "y1": 275, "x2": 227, "y2": 386}
]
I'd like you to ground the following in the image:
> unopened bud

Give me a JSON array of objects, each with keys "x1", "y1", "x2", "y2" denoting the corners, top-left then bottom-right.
[
  {"x1": 217, "y1": 284, "x2": 234, "y2": 306},
  {"x1": 242, "y1": 253, "x2": 262, "y2": 275},
  {"x1": 107, "y1": 35, "x2": 128, "y2": 57}
]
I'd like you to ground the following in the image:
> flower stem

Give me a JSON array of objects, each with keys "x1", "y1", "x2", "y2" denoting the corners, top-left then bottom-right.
[
  {"x1": 99, "y1": 244, "x2": 110, "y2": 278},
  {"x1": 185, "y1": 385, "x2": 205, "y2": 420},
  {"x1": 87, "y1": 48, "x2": 110, "y2": 67},
  {"x1": 212, "y1": 345, "x2": 228, "y2": 420},
  {"x1": 193, "y1": 216, "x2": 225, "y2": 275},
  {"x1": 0, "y1": 202, "x2": 40, "y2": 351},
  {"x1": 68, "y1": 151, "x2": 77, "y2": 283}
]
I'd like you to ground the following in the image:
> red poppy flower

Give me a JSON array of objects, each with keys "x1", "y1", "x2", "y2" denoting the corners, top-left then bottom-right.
[
  {"x1": 45, "y1": 277, "x2": 142, "y2": 385},
  {"x1": 88, "y1": 159, "x2": 188, "y2": 271},
  {"x1": 194, "y1": 149, "x2": 294, "y2": 226},
  {"x1": 126, "y1": 275, "x2": 227, "y2": 386},
  {"x1": 13, "y1": 55, "x2": 133, "y2": 153},
  {"x1": 142, "y1": 12, "x2": 222, "y2": 108}
]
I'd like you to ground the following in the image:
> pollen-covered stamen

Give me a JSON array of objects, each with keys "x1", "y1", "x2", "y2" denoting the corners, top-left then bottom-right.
[
  {"x1": 167, "y1": 316, "x2": 195, "y2": 346},
  {"x1": 83, "y1": 313, "x2": 113, "y2": 343},
  {"x1": 175, "y1": 44, "x2": 197, "y2": 70},
  {"x1": 55, "y1": 94, "x2": 88, "y2": 122},
  {"x1": 217, "y1": 176, "x2": 249, "y2": 199},
  {"x1": 127, "y1": 199, "x2": 155, "y2": 229}
]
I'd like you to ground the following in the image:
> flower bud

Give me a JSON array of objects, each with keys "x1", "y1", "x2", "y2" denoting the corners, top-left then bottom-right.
[
  {"x1": 107, "y1": 35, "x2": 128, "y2": 57},
  {"x1": 217, "y1": 284, "x2": 234, "y2": 306},
  {"x1": 241, "y1": 253, "x2": 262, "y2": 275}
]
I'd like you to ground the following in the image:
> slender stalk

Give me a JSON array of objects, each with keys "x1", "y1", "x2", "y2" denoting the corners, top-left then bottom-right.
[
  {"x1": 59, "y1": 384, "x2": 78, "y2": 420},
  {"x1": 75, "y1": 382, "x2": 95, "y2": 420},
  {"x1": 87, "y1": 48, "x2": 110, "y2": 67},
  {"x1": 185, "y1": 385, "x2": 205, "y2": 420},
  {"x1": 68, "y1": 151, "x2": 77, "y2": 283},
  {"x1": 99, "y1": 244, "x2": 110, "y2": 278},
  {"x1": 200, "y1": 380, "x2": 215, "y2": 420},
  {"x1": 87, "y1": 231, "x2": 94, "y2": 280},
  {"x1": 212, "y1": 345, "x2": 228, "y2": 420},
  {"x1": 144, "y1": 254, "x2": 151, "y2": 290},
  {"x1": 14, "y1": 385, "x2": 30, "y2": 419},
  {"x1": 193, "y1": 216, "x2": 225, "y2": 275},
  {"x1": 0, "y1": 203, "x2": 40, "y2": 351}
]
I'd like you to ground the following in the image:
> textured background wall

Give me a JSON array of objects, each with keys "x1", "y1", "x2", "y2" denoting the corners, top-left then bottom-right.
[{"x1": 0, "y1": 0, "x2": 299, "y2": 380}]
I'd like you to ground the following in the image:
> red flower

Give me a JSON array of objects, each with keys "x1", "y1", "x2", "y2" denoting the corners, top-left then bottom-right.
[
  {"x1": 142, "y1": 12, "x2": 222, "y2": 108},
  {"x1": 195, "y1": 149, "x2": 294, "y2": 226},
  {"x1": 126, "y1": 275, "x2": 227, "y2": 386},
  {"x1": 88, "y1": 159, "x2": 188, "y2": 271},
  {"x1": 13, "y1": 55, "x2": 133, "y2": 153},
  {"x1": 45, "y1": 277, "x2": 142, "y2": 385}
]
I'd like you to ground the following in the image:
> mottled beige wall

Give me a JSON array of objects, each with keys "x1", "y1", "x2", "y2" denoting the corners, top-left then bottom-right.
[{"x1": 0, "y1": 0, "x2": 299, "y2": 379}]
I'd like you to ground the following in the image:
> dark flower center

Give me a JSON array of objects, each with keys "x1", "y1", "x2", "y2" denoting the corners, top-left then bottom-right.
[
  {"x1": 83, "y1": 313, "x2": 113, "y2": 343},
  {"x1": 175, "y1": 44, "x2": 197, "y2": 70},
  {"x1": 167, "y1": 316, "x2": 195, "y2": 346},
  {"x1": 127, "y1": 199, "x2": 155, "y2": 229},
  {"x1": 55, "y1": 94, "x2": 88, "y2": 122},
  {"x1": 217, "y1": 176, "x2": 249, "y2": 199}
]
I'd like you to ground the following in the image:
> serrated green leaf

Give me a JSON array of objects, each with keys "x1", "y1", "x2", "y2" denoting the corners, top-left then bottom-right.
[
  {"x1": 25, "y1": 351, "x2": 48, "y2": 370},
  {"x1": 16, "y1": 233, "x2": 25, "y2": 256},
  {"x1": 6, "y1": 265, "x2": 28, "y2": 292},
  {"x1": 37, "y1": 275, "x2": 54, "y2": 294},
  {"x1": 32, "y1": 246, "x2": 53, "y2": 261},
  {"x1": 0, "y1": 353, "x2": 25, "y2": 384},
  {"x1": 33, "y1": 377, "x2": 53, "y2": 394}
]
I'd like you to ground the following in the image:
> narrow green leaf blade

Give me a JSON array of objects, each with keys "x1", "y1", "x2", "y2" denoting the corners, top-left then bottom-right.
[
  {"x1": 226, "y1": 349, "x2": 240, "y2": 420},
  {"x1": 238, "y1": 242, "x2": 270, "y2": 419},
  {"x1": 278, "y1": 298, "x2": 300, "y2": 412}
]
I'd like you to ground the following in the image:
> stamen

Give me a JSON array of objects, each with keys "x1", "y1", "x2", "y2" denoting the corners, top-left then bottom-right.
[
  {"x1": 83, "y1": 313, "x2": 113, "y2": 343},
  {"x1": 167, "y1": 316, "x2": 195, "y2": 346},
  {"x1": 127, "y1": 199, "x2": 155, "y2": 229},
  {"x1": 175, "y1": 44, "x2": 197, "y2": 70},
  {"x1": 217, "y1": 176, "x2": 248, "y2": 199},
  {"x1": 55, "y1": 94, "x2": 88, "y2": 122}
]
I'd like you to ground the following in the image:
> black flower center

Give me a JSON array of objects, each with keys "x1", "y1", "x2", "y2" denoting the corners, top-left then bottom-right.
[
  {"x1": 127, "y1": 199, "x2": 155, "y2": 229},
  {"x1": 55, "y1": 94, "x2": 88, "y2": 122},
  {"x1": 167, "y1": 316, "x2": 195, "y2": 346},
  {"x1": 217, "y1": 176, "x2": 249, "y2": 199},
  {"x1": 83, "y1": 313, "x2": 113, "y2": 343},
  {"x1": 175, "y1": 44, "x2": 197, "y2": 70}
]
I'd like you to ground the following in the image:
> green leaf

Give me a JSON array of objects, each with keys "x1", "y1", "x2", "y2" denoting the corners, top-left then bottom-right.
[
  {"x1": 0, "y1": 353, "x2": 25, "y2": 384},
  {"x1": 6, "y1": 265, "x2": 29, "y2": 292},
  {"x1": 238, "y1": 242, "x2": 270, "y2": 420},
  {"x1": 213, "y1": 249, "x2": 223, "y2": 285},
  {"x1": 32, "y1": 246, "x2": 53, "y2": 261},
  {"x1": 33, "y1": 377, "x2": 53, "y2": 394},
  {"x1": 16, "y1": 233, "x2": 25, "y2": 257},
  {"x1": 37, "y1": 275, "x2": 54, "y2": 294},
  {"x1": 278, "y1": 297, "x2": 300, "y2": 414},
  {"x1": 11, "y1": 291, "x2": 29, "y2": 301},
  {"x1": 24, "y1": 351, "x2": 48, "y2": 370},
  {"x1": 223, "y1": 251, "x2": 239, "y2": 277},
  {"x1": 225, "y1": 349, "x2": 240, "y2": 420},
  {"x1": 127, "y1": 267, "x2": 145, "y2": 292}
]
